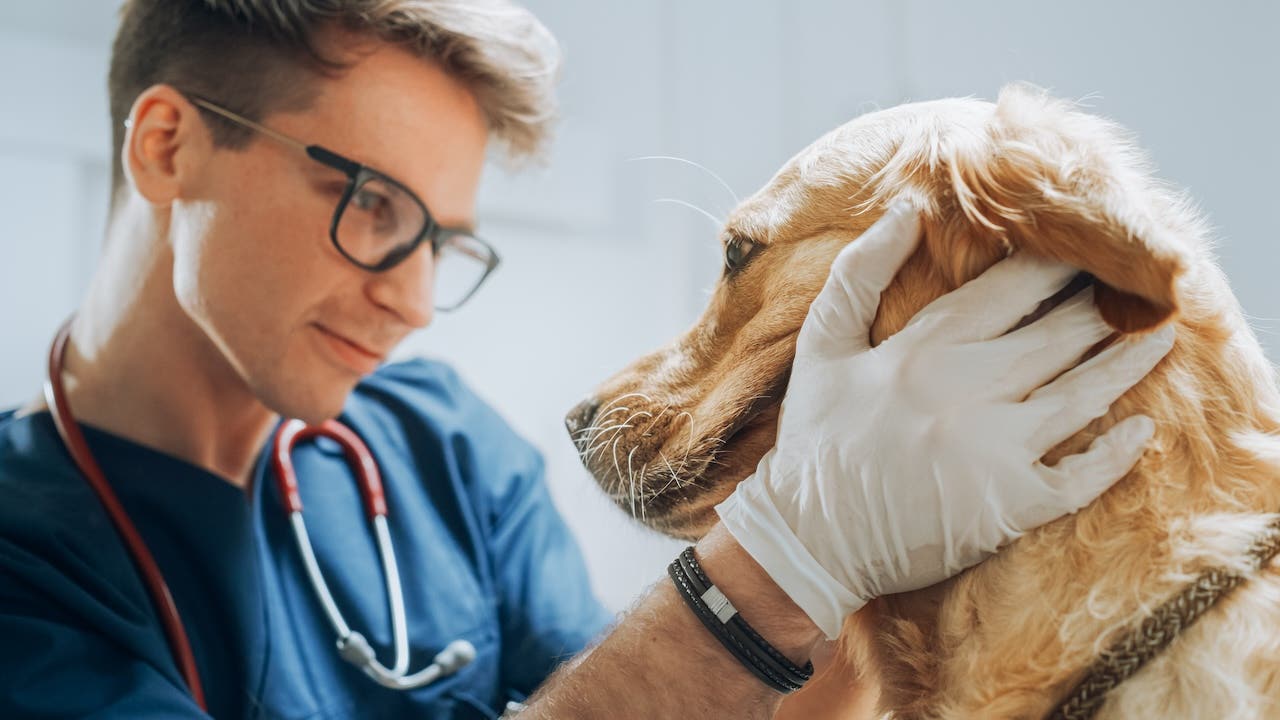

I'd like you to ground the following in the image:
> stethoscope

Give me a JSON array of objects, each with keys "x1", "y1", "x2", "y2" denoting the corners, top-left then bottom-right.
[{"x1": 44, "y1": 319, "x2": 475, "y2": 712}]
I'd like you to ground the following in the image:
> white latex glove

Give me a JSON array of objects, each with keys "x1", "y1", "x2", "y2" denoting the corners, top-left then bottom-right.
[{"x1": 716, "y1": 201, "x2": 1175, "y2": 639}]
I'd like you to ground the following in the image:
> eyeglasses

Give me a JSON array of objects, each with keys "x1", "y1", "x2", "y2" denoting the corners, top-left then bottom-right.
[{"x1": 188, "y1": 96, "x2": 499, "y2": 312}]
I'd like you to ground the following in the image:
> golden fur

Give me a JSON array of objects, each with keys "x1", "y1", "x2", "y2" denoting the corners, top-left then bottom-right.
[{"x1": 570, "y1": 85, "x2": 1280, "y2": 717}]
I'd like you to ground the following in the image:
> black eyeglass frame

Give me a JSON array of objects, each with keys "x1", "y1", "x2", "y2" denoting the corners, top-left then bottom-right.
[{"x1": 186, "y1": 95, "x2": 500, "y2": 311}]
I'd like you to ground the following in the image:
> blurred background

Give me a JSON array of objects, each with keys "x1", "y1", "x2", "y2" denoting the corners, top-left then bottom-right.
[{"x1": 1, "y1": 1, "x2": 1277, "y2": 612}]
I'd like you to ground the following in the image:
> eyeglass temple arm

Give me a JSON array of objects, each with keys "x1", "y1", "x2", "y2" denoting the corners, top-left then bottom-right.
[
  {"x1": 189, "y1": 97, "x2": 362, "y2": 176},
  {"x1": 190, "y1": 97, "x2": 310, "y2": 155}
]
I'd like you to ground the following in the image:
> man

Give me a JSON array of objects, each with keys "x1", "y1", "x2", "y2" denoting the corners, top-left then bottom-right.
[{"x1": 0, "y1": 1, "x2": 1171, "y2": 718}]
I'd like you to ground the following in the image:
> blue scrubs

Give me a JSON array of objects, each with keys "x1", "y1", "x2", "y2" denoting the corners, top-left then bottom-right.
[{"x1": 0, "y1": 359, "x2": 613, "y2": 719}]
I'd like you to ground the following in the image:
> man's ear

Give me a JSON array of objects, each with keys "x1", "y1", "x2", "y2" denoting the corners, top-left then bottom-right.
[
  {"x1": 122, "y1": 85, "x2": 209, "y2": 205},
  {"x1": 920, "y1": 84, "x2": 1194, "y2": 333}
]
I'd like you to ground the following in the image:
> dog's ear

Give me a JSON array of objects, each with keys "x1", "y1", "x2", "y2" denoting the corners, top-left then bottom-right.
[{"x1": 914, "y1": 85, "x2": 1192, "y2": 333}]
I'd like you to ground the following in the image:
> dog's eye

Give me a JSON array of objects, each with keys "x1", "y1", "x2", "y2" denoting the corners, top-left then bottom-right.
[{"x1": 724, "y1": 236, "x2": 758, "y2": 272}]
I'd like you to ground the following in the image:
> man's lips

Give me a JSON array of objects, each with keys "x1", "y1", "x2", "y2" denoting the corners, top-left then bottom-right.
[{"x1": 312, "y1": 323, "x2": 387, "y2": 374}]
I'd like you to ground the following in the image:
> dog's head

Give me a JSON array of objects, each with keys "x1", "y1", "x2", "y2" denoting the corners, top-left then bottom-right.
[{"x1": 568, "y1": 85, "x2": 1194, "y2": 540}]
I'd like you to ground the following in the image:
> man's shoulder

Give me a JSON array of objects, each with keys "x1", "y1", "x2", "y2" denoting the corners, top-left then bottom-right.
[
  {"x1": 348, "y1": 358, "x2": 543, "y2": 480},
  {"x1": 357, "y1": 356, "x2": 470, "y2": 405},
  {"x1": 352, "y1": 357, "x2": 504, "y2": 432},
  {"x1": 0, "y1": 409, "x2": 94, "y2": 519},
  {"x1": 0, "y1": 408, "x2": 108, "y2": 541},
  {"x1": 0, "y1": 410, "x2": 147, "y2": 621}
]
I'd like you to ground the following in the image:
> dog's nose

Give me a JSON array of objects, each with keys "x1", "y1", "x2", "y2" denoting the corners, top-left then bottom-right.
[{"x1": 565, "y1": 397, "x2": 600, "y2": 441}]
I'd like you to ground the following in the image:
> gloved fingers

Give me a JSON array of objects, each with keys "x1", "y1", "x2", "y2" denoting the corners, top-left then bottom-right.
[
  {"x1": 991, "y1": 287, "x2": 1115, "y2": 399},
  {"x1": 1023, "y1": 325, "x2": 1175, "y2": 456},
  {"x1": 908, "y1": 254, "x2": 1080, "y2": 343},
  {"x1": 797, "y1": 200, "x2": 921, "y2": 359},
  {"x1": 1022, "y1": 414, "x2": 1156, "y2": 527}
]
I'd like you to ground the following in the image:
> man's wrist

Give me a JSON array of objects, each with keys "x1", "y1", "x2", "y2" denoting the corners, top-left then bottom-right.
[
  {"x1": 716, "y1": 480, "x2": 867, "y2": 638},
  {"x1": 693, "y1": 522, "x2": 825, "y2": 664}
]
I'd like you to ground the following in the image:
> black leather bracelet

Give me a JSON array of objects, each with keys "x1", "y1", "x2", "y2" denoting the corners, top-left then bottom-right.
[
  {"x1": 668, "y1": 556, "x2": 799, "y2": 692},
  {"x1": 676, "y1": 553, "x2": 810, "y2": 690},
  {"x1": 680, "y1": 548, "x2": 814, "y2": 686},
  {"x1": 667, "y1": 546, "x2": 814, "y2": 693}
]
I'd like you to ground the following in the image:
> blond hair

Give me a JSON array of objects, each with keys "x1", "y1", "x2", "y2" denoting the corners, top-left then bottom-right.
[{"x1": 108, "y1": 0, "x2": 560, "y2": 188}]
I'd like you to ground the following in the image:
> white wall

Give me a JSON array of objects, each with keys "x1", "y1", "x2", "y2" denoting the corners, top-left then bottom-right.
[
  {"x1": 0, "y1": 25, "x2": 113, "y2": 417},
  {"x1": 2, "y1": 1, "x2": 1276, "y2": 612}
]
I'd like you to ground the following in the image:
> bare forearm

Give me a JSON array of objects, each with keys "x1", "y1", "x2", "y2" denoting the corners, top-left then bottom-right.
[{"x1": 516, "y1": 525, "x2": 826, "y2": 719}]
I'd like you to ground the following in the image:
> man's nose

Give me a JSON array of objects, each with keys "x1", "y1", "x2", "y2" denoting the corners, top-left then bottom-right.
[
  {"x1": 565, "y1": 396, "x2": 600, "y2": 447},
  {"x1": 367, "y1": 244, "x2": 434, "y2": 328}
]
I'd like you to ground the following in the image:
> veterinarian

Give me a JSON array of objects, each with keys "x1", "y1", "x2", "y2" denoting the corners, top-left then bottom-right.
[{"x1": 0, "y1": 1, "x2": 1175, "y2": 718}]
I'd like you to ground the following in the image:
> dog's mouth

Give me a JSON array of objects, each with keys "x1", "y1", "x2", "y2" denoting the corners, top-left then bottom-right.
[{"x1": 570, "y1": 367, "x2": 792, "y2": 538}]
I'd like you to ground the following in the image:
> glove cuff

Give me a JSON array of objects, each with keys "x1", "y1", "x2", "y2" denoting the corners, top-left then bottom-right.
[{"x1": 715, "y1": 479, "x2": 866, "y2": 640}]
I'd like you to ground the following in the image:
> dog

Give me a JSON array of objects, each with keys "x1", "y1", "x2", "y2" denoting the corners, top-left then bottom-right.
[{"x1": 566, "y1": 85, "x2": 1280, "y2": 718}]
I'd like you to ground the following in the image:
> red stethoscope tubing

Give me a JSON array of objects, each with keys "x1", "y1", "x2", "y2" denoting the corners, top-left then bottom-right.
[
  {"x1": 44, "y1": 319, "x2": 208, "y2": 710},
  {"x1": 44, "y1": 319, "x2": 396, "y2": 712},
  {"x1": 271, "y1": 419, "x2": 387, "y2": 520}
]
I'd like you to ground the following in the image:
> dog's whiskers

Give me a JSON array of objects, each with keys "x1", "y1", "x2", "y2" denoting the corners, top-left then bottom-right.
[
  {"x1": 617, "y1": 409, "x2": 654, "y2": 429},
  {"x1": 577, "y1": 395, "x2": 723, "y2": 514},
  {"x1": 573, "y1": 406, "x2": 632, "y2": 450},
  {"x1": 589, "y1": 410, "x2": 651, "y2": 464},
  {"x1": 594, "y1": 405, "x2": 633, "y2": 424},
  {"x1": 655, "y1": 451, "x2": 684, "y2": 496},
  {"x1": 637, "y1": 405, "x2": 671, "y2": 437},
  {"x1": 677, "y1": 411, "x2": 697, "y2": 475},
  {"x1": 579, "y1": 418, "x2": 621, "y2": 456},
  {"x1": 585, "y1": 423, "x2": 634, "y2": 464},
  {"x1": 611, "y1": 435, "x2": 633, "y2": 519},
  {"x1": 627, "y1": 154, "x2": 740, "y2": 205},
  {"x1": 627, "y1": 445, "x2": 641, "y2": 521},
  {"x1": 654, "y1": 197, "x2": 723, "y2": 230},
  {"x1": 637, "y1": 461, "x2": 650, "y2": 520},
  {"x1": 573, "y1": 423, "x2": 619, "y2": 440},
  {"x1": 598, "y1": 392, "x2": 652, "y2": 417},
  {"x1": 572, "y1": 409, "x2": 634, "y2": 437}
]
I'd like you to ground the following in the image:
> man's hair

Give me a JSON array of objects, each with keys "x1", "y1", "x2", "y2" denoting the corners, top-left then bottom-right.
[{"x1": 107, "y1": 0, "x2": 560, "y2": 189}]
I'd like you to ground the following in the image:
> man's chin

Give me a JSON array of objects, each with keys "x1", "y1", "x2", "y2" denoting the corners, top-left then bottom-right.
[
  {"x1": 253, "y1": 371, "x2": 357, "y2": 426},
  {"x1": 295, "y1": 386, "x2": 356, "y2": 425}
]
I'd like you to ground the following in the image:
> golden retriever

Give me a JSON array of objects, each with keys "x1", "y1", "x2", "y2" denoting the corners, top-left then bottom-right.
[{"x1": 566, "y1": 85, "x2": 1280, "y2": 718}]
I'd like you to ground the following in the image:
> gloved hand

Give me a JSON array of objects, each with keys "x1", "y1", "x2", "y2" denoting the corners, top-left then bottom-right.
[{"x1": 715, "y1": 201, "x2": 1175, "y2": 639}]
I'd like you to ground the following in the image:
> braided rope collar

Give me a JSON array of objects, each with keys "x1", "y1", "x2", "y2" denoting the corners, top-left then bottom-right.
[{"x1": 1046, "y1": 516, "x2": 1280, "y2": 720}]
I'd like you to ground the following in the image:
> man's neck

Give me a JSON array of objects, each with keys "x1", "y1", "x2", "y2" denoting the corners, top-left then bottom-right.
[{"x1": 33, "y1": 194, "x2": 277, "y2": 488}]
